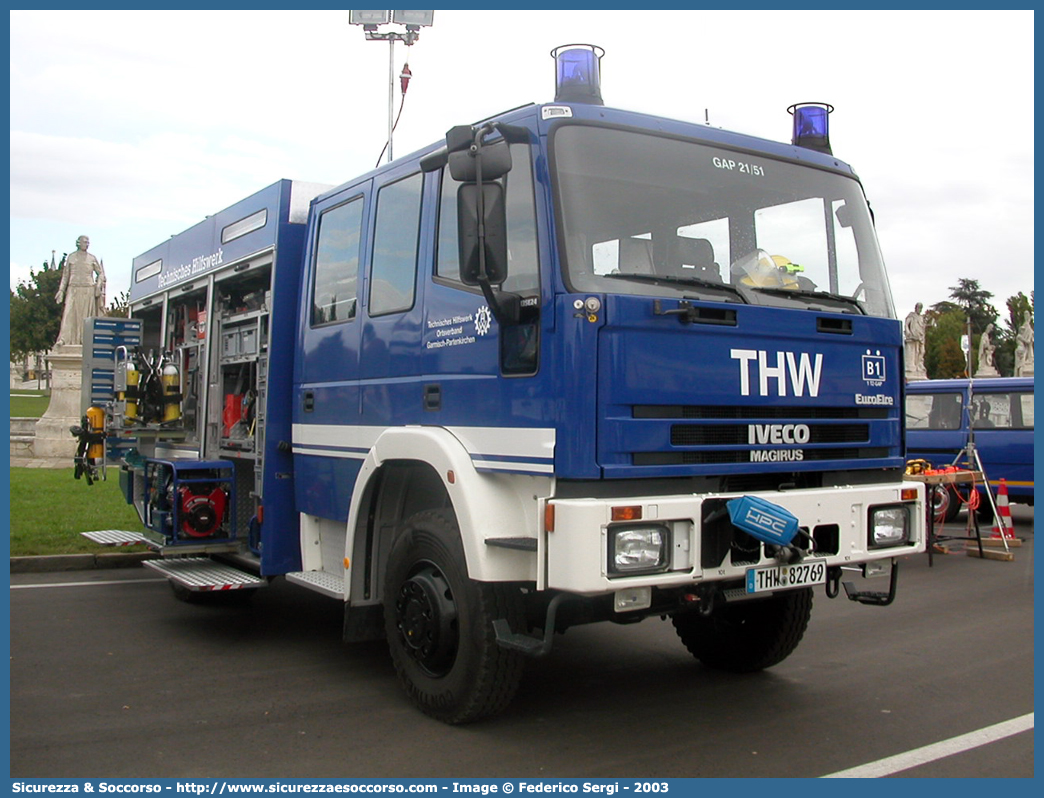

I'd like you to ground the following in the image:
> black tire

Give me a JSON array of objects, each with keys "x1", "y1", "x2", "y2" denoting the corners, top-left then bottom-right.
[
  {"x1": 976, "y1": 495, "x2": 995, "y2": 523},
  {"x1": 932, "y1": 484, "x2": 962, "y2": 523},
  {"x1": 383, "y1": 509, "x2": 525, "y2": 724},
  {"x1": 672, "y1": 587, "x2": 813, "y2": 673}
]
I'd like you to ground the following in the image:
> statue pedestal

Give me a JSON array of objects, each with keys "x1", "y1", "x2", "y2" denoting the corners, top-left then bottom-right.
[
  {"x1": 975, "y1": 365, "x2": 1000, "y2": 378},
  {"x1": 33, "y1": 345, "x2": 84, "y2": 459},
  {"x1": 905, "y1": 368, "x2": 928, "y2": 381}
]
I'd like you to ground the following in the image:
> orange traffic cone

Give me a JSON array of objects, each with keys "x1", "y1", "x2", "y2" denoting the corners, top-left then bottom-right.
[{"x1": 990, "y1": 478, "x2": 1015, "y2": 539}]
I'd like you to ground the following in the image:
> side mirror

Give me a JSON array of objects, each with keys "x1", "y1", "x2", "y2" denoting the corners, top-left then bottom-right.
[
  {"x1": 458, "y1": 183, "x2": 508, "y2": 286},
  {"x1": 449, "y1": 138, "x2": 512, "y2": 182}
]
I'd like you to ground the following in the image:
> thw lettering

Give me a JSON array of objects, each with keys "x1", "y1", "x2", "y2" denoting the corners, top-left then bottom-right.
[{"x1": 730, "y1": 349, "x2": 823, "y2": 397}]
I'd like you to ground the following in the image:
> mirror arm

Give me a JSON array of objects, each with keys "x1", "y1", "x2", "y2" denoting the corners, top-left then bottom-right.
[
  {"x1": 469, "y1": 126, "x2": 518, "y2": 327},
  {"x1": 478, "y1": 281, "x2": 520, "y2": 327},
  {"x1": 473, "y1": 127, "x2": 488, "y2": 282}
]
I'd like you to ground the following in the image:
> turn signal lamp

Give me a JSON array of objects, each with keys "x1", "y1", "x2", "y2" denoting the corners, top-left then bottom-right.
[
  {"x1": 551, "y1": 44, "x2": 604, "y2": 105},
  {"x1": 788, "y1": 102, "x2": 833, "y2": 155},
  {"x1": 611, "y1": 505, "x2": 642, "y2": 522}
]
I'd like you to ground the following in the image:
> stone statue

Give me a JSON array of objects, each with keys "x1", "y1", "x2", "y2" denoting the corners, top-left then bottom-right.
[
  {"x1": 1015, "y1": 312, "x2": 1034, "y2": 376},
  {"x1": 54, "y1": 235, "x2": 105, "y2": 347},
  {"x1": 904, "y1": 302, "x2": 928, "y2": 379},
  {"x1": 976, "y1": 323, "x2": 999, "y2": 376}
]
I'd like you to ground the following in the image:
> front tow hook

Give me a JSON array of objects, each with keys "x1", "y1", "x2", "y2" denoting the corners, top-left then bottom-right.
[{"x1": 842, "y1": 561, "x2": 899, "y2": 606}]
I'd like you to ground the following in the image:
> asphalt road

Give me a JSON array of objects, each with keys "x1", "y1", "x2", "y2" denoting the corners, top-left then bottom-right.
[{"x1": 9, "y1": 507, "x2": 1033, "y2": 779}]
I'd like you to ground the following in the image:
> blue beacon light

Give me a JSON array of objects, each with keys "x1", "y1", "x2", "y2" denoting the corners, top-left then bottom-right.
[
  {"x1": 788, "y1": 102, "x2": 834, "y2": 155},
  {"x1": 551, "y1": 44, "x2": 605, "y2": 105}
]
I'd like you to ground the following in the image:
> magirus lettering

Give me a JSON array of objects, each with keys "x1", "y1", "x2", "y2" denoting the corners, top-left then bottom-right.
[{"x1": 751, "y1": 449, "x2": 805, "y2": 462}]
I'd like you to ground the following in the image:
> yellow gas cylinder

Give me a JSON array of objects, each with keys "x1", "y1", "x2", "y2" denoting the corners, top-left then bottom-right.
[
  {"x1": 162, "y1": 361, "x2": 182, "y2": 423},
  {"x1": 124, "y1": 358, "x2": 139, "y2": 423},
  {"x1": 85, "y1": 405, "x2": 106, "y2": 460}
]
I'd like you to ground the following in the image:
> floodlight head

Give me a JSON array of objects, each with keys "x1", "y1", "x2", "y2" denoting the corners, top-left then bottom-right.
[
  {"x1": 551, "y1": 44, "x2": 604, "y2": 105},
  {"x1": 350, "y1": 10, "x2": 390, "y2": 26},
  {"x1": 392, "y1": 10, "x2": 434, "y2": 27},
  {"x1": 788, "y1": 102, "x2": 834, "y2": 155}
]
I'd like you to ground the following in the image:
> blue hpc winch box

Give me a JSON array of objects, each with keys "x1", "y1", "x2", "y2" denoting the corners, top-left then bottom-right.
[{"x1": 726, "y1": 495, "x2": 801, "y2": 546}]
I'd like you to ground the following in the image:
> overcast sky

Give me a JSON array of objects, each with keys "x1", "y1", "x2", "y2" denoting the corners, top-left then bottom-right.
[{"x1": 8, "y1": 9, "x2": 1035, "y2": 324}]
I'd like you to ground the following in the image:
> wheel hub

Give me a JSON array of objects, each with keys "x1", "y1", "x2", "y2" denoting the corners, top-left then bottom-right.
[{"x1": 395, "y1": 564, "x2": 459, "y2": 676}]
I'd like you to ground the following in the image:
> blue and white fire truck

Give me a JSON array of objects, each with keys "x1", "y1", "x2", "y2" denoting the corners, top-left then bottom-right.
[{"x1": 78, "y1": 45, "x2": 925, "y2": 723}]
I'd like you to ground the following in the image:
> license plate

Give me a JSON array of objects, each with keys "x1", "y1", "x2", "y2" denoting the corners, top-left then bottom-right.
[{"x1": 746, "y1": 559, "x2": 827, "y2": 594}]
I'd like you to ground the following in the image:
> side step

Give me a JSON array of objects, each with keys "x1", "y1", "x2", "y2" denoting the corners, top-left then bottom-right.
[
  {"x1": 285, "y1": 571, "x2": 345, "y2": 599},
  {"x1": 144, "y1": 557, "x2": 267, "y2": 592},
  {"x1": 81, "y1": 530, "x2": 148, "y2": 547}
]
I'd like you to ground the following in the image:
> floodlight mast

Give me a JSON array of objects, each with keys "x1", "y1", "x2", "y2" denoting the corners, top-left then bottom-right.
[{"x1": 350, "y1": 10, "x2": 434, "y2": 164}]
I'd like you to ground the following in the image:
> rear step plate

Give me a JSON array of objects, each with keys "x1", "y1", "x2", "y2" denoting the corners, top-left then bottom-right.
[
  {"x1": 144, "y1": 557, "x2": 267, "y2": 592},
  {"x1": 81, "y1": 530, "x2": 147, "y2": 547}
]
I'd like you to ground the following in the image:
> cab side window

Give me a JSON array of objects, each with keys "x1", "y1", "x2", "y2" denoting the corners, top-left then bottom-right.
[
  {"x1": 311, "y1": 197, "x2": 364, "y2": 326},
  {"x1": 370, "y1": 173, "x2": 423, "y2": 317}
]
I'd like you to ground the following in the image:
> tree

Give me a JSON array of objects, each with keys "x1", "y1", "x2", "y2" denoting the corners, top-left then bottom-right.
[
  {"x1": 105, "y1": 290, "x2": 130, "y2": 318},
  {"x1": 920, "y1": 281, "x2": 1031, "y2": 378},
  {"x1": 9, "y1": 255, "x2": 64, "y2": 363},
  {"x1": 925, "y1": 305, "x2": 968, "y2": 378},
  {"x1": 947, "y1": 278, "x2": 997, "y2": 334},
  {"x1": 996, "y1": 291, "x2": 1034, "y2": 376}
]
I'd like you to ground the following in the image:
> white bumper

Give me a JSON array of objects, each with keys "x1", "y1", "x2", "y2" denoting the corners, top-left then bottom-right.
[{"x1": 545, "y1": 482, "x2": 925, "y2": 594}]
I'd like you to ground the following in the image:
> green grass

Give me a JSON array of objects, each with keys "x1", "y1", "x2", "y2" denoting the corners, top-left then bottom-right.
[
  {"x1": 10, "y1": 389, "x2": 51, "y2": 418},
  {"x1": 9, "y1": 467, "x2": 147, "y2": 556}
]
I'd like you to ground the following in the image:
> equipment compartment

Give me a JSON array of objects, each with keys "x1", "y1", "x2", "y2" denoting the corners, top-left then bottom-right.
[{"x1": 142, "y1": 458, "x2": 237, "y2": 548}]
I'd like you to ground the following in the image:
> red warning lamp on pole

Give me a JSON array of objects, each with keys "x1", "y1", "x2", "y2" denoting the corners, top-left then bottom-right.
[{"x1": 350, "y1": 10, "x2": 434, "y2": 163}]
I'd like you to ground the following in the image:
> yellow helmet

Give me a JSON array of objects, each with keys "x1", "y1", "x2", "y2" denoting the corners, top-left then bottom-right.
[{"x1": 736, "y1": 250, "x2": 802, "y2": 288}]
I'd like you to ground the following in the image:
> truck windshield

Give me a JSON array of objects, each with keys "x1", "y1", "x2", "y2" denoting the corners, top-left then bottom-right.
[{"x1": 552, "y1": 124, "x2": 896, "y2": 318}]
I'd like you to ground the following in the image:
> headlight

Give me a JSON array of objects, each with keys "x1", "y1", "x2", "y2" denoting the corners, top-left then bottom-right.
[
  {"x1": 608, "y1": 525, "x2": 669, "y2": 575},
  {"x1": 869, "y1": 505, "x2": 910, "y2": 548}
]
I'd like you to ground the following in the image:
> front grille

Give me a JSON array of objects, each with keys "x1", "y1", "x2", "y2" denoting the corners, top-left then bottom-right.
[
  {"x1": 634, "y1": 448, "x2": 890, "y2": 466},
  {"x1": 671, "y1": 423, "x2": 868, "y2": 446},
  {"x1": 627, "y1": 403, "x2": 893, "y2": 469},
  {"x1": 634, "y1": 405, "x2": 889, "y2": 420}
]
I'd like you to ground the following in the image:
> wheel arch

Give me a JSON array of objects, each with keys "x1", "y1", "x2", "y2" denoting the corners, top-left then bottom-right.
[{"x1": 345, "y1": 427, "x2": 550, "y2": 604}]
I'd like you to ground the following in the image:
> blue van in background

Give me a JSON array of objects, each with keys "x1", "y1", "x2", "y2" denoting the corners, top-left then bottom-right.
[{"x1": 905, "y1": 377, "x2": 1034, "y2": 519}]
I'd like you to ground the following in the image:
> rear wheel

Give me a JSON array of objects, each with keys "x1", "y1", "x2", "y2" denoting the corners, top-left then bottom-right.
[
  {"x1": 383, "y1": 509, "x2": 525, "y2": 724},
  {"x1": 672, "y1": 588, "x2": 813, "y2": 673},
  {"x1": 932, "y1": 484, "x2": 962, "y2": 523}
]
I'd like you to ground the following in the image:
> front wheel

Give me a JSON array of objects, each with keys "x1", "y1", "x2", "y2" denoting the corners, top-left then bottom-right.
[
  {"x1": 672, "y1": 587, "x2": 813, "y2": 673},
  {"x1": 383, "y1": 510, "x2": 525, "y2": 724}
]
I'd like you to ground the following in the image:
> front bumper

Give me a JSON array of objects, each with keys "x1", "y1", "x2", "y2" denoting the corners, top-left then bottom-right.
[{"x1": 545, "y1": 482, "x2": 924, "y2": 594}]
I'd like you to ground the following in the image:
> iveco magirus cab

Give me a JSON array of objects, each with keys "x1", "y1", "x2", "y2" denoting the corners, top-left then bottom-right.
[{"x1": 78, "y1": 44, "x2": 924, "y2": 723}]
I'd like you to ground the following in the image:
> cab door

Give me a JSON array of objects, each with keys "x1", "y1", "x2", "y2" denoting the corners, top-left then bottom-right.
[{"x1": 294, "y1": 185, "x2": 369, "y2": 521}]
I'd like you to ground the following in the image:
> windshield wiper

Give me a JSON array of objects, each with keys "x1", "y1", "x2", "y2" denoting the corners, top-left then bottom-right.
[
  {"x1": 751, "y1": 286, "x2": 866, "y2": 314},
  {"x1": 603, "y1": 273, "x2": 749, "y2": 303}
]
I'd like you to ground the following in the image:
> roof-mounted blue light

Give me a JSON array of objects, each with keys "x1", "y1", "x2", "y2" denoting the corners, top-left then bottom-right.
[
  {"x1": 788, "y1": 102, "x2": 834, "y2": 155},
  {"x1": 551, "y1": 44, "x2": 604, "y2": 105}
]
